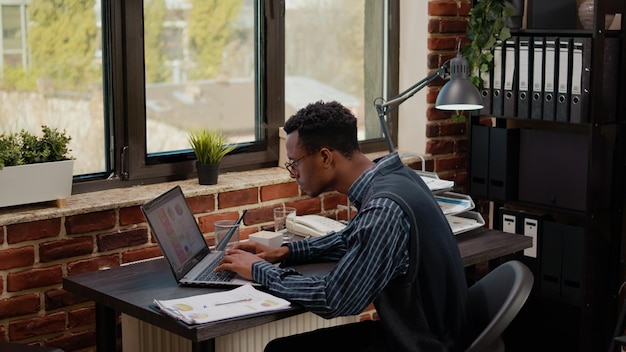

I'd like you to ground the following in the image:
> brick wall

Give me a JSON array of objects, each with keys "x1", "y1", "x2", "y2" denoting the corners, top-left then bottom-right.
[
  {"x1": 0, "y1": 180, "x2": 359, "y2": 351},
  {"x1": 426, "y1": 0, "x2": 472, "y2": 193}
]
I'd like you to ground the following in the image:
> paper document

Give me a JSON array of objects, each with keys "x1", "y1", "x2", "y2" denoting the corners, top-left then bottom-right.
[
  {"x1": 418, "y1": 172, "x2": 454, "y2": 192},
  {"x1": 435, "y1": 193, "x2": 474, "y2": 215},
  {"x1": 154, "y1": 284, "x2": 290, "y2": 324},
  {"x1": 446, "y1": 212, "x2": 485, "y2": 235}
]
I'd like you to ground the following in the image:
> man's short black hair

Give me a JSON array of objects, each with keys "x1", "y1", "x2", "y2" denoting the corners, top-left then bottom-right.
[{"x1": 284, "y1": 101, "x2": 360, "y2": 158}]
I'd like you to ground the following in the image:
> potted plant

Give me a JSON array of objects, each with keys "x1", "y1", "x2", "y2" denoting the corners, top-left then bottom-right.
[
  {"x1": 0, "y1": 125, "x2": 74, "y2": 207},
  {"x1": 462, "y1": 0, "x2": 515, "y2": 89},
  {"x1": 188, "y1": 128, "x2": 235, "y2": 185}
]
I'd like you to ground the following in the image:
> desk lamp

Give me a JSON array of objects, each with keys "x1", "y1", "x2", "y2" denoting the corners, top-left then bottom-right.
[{"x1": 374, "y1": 51, "x2": 483, "y2": 153}]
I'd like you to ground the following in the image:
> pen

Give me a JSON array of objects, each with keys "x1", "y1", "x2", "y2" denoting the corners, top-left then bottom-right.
[
  {"x1": 216, "y1": 209, "x2": 248, "y2": 251},
  {"x1": 213, "y1": 298, "x2": 253, "y2": 306}
]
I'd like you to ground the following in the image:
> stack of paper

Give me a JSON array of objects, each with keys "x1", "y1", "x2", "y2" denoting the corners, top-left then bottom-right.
[
  {"x1": 435, "y1": 192, "x2": 475, "y2": 215},
  {"x1": 154, "y1": 284, "x2": 291, "y2": 324}
]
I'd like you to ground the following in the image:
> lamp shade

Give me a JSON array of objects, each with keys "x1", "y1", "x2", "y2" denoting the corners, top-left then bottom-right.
[{"x1": 435, "y1": 54, "x2": 483, "y2": 111}]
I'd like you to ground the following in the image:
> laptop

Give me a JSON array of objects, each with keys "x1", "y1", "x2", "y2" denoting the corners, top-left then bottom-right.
[{"x1": 141, "y1": 185, "x2": 258, "y2": 287}]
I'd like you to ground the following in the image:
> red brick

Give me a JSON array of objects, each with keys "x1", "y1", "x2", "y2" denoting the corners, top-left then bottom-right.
[
  {"x1": 428, "y1": 36, "x2": 458, "y2": 51},
  {"x1": 65, "y1": 210, "x2": 116, "y2": 234},
  {"x1": 197, "y1": 211, "x2": 241, "y2": 233},
  {"x1": 0, "y1": 293, "x2": 40, "y2": 319},
  {"x1": 440, "y1": 19, "x2": 468, "y2": 33},
  {"x1": 243, "y1": 207, "x2": 277, "y2": 226},
  {"x1": 459, "y1": 1, "x2": 472, "y2": 16},
  {"x1": 119, "y1": 206, "x2": 146, "y2": 226},
  {"x1": 428, "y1": 19, "x2": 440, "y2": 33},
  {"x1": 45, "y1": 288, "x2": 89, "y2": 310},
  {"x1": 68, "y1": 307, "x2": 96, "y2": 328},
  {"x1": 435, "y1": 155, "x2": 467, "y2": 172},
  {"x1": 218, "y1": 188, "x2": 258, "y2": 209},
  {"x1": 46, "y1": 330, "x2": 97, "y2": 352},
  {"x1": 426, "y1": 139, "x2": 455, "y2": 155},
  {"x1": 440, "y1": 121, "x2": 467, "y2": 136},
  {"x1": 428, "y1": 1, "x2": 459, "y2": 16},
  {"x1": 9, "y1": 312, "x2": 66, "y2": 340},
  {"x1": 286, "y1": 197, "x2": 322, "y2": 216},
  {"x1": 0, "y1": 246, "x2": 34, "y2": 270},
  {"x1": 97, "y1": 227, "x2": 148, "y2": 252},
  {"x1": 122, "y1": 246, "x2": 163, "y2": 264},
  {"x1": 322, "y1": 193, "x2": 349, "y2": 211},
  {"x1": 427, "y1": 108, "x2": 452, "y2": 122},
  {"x1": 66, "y1": 255, "x2": 120, "y2": 276},
  {"x1": 7, "y1": 218, "x2": 61, "y2": 244},
  {"x1": 39, "y1": 237, "x2": 94, "y2": 262},
  {"x1": 427, "y1": 53, "x2": 441, "y2": 69},
  {"x1": 187, "y1": 194, "x2": 215, "y2": 214},
  {"x1": 7, "y1": 265, "x2": 63, "y2": 292},
  {"x1": 456, "y1": 138, "x2": 469, "y2": 153},
  {"x1": 260, "y1": 182, "x2": 299, "y2": 202}
]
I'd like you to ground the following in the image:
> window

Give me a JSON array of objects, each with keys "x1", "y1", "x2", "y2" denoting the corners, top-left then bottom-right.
[{"x1": 0, "y1": 0, "x2": 398, "y2": 194}]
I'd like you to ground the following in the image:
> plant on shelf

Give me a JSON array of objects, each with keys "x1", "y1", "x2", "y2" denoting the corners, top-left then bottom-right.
[
  {"x1": 188, "y1": 128, "x2": 236, "y2": 185},
  {"x1": 462, "y1": 0, "x2": 514, "y2": 89},
  {"x1": 0, "y1": 125, "x2": 74, "y2": 208},
  {"x1": 0, "y1": 125, "x2": 73, "y2": 169}
]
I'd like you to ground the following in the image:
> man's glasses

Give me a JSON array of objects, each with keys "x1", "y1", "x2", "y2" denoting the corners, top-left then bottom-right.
[{"x1": 284, "y1": 154, "x2": 312, "y2": 175}]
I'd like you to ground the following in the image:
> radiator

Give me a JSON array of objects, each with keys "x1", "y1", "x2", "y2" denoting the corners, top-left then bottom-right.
[{"x1": 121, "y1": 312, "x2": 358, "y2": 352}]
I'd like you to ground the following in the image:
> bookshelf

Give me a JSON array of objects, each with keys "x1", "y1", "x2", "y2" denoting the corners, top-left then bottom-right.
[{"x1": 467, "y1": 0, "x2": 625, "y2": 350}]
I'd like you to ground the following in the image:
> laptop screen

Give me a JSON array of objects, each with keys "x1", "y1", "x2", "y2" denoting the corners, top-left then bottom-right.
[{"x1": 141, "y1": 186, "x2": 210, "y2": 280}]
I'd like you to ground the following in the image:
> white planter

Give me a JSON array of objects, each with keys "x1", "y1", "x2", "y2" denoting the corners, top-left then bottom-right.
[{"x1": 0, "y1": 160, "x2": 74, "y2": 208}]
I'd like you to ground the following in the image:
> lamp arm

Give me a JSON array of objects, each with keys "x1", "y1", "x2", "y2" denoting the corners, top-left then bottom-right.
[
  {"x1": 378, "y1": 65, "x2": 446, "y2": 109},
  {"x1": 375, "y1": 65, "x2": 446, "y2": 153}
]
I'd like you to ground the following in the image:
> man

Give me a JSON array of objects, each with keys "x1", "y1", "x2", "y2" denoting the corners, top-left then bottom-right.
[{"x1": 216, "y1": 101, "x2": 470, "y2": 351}]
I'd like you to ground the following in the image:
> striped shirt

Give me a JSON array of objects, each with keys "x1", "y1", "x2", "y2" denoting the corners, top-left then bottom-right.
[{"x1": 252, "y1": 154, "x2": 411, "y2": 319}]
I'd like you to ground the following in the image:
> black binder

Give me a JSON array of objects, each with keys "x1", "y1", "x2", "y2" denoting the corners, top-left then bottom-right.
[
  {"x1": 555, "y1": 37, "x2": 572, "y2": 122},
  {"x1": 488, "y1": 127, "x2": 519, "y2": 201},
  {"x1": 470, "y1": 125, "x2": 490, "y2": 197},
  {"x1": 542, "y1": 37, "x2": 557, "y2": 121},
  {"x1": 491, "y1": 41, "x2": 504, "y2": 117},
  {"x1": 570, "y1": 37, "x2": 591, "y2": 124},
  {"x1": 530, "y1": 37, "x2": 544, "y2": 120},
  {"x1": 517, "y1": 36, "x2": 531, "y2": 119},
  {"x1": 503, "y1": 37, "x2": 518, "y2": 118}
]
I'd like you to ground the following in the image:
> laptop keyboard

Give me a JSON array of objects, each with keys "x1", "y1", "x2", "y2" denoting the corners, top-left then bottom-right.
[{"x1": 195, "y1": 252, "x2": 237, "y2": 282}]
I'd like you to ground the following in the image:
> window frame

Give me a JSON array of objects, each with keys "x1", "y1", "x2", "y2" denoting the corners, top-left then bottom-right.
[{"x1": 72, "y1": 0, "x2": 399, "y2": 194}]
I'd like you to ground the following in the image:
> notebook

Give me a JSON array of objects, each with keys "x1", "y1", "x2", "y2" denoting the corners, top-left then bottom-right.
[{"x1": 141, "y1": 185, "x2": 258, "y2": 287}]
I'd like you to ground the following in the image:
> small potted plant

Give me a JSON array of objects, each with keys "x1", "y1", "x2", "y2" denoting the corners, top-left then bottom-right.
[
  {"x1": 0, "y1": 125, "x2": 74, "y2": 207},
  {"x1": 188, "y1": 128, "x2": 235, "y2": 185}
]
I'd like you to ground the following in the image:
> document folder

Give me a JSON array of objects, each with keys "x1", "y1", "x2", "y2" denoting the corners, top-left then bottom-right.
[
  {"x1": 541, "y1": 221, "x2": 562, "y2": 297},
  {"x1": 569, "y1": 37, "x2": 591, "y2": 124},
  {"x1": 503, "y1": 37, "x2": 517, "y2": 118},
  {"x1": 542, "y1": 37, "x2": 557, "y2": 121},
  {"x1": 491, "y1": 41, "x2": 504, "y2": 117},
  {"x1": 555, "y1": 37, "x2": 572, "y2": 122},
  {"x1": 531, "y1": 37, "x2": 544, "y2": 120},
  {"x1": 470, "y1": 125, "x2": 489, "y2": 197},
  {"x1": 517, "y1": 36, "x2": 531, "y2": 119}
]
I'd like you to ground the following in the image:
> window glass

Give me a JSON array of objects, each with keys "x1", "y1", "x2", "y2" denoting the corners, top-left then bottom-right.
[
  {"x1": 144, "y1": 0, "x2": 256, "y2": 155},
  {"x1": 0, "y1": 0, "x2": 105, "y2": 176},
  {"x1": 284, "y1": 0, "x2": 385, "y2": 141}
]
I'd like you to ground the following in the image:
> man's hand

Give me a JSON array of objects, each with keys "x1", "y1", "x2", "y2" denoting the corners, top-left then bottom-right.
[
  {"x1": 232, "y1": 241, "x2": 290, "y2": 263},
  {"x1": 215, "y1": 242, "x2": 290, "y2": 280}
]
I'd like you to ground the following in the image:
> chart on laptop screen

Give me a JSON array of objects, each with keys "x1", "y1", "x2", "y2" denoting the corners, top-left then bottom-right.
[{"x1": 148, "y1": 197, "x2": 204, "y2": 268}]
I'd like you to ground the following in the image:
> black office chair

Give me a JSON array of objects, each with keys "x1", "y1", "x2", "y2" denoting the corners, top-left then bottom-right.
[{"x1": 465, "y1": 260, "x2": 534, "y2": 352}]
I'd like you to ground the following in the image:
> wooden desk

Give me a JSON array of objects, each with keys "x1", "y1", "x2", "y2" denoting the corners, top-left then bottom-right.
[{"x1": 63, "y1": 229, "x2": 531, "y2": 352}]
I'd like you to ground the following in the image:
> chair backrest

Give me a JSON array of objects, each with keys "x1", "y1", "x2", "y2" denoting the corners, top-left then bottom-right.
[{"x1": 465, "y1": 260, "x2": 534, "y2": 352}]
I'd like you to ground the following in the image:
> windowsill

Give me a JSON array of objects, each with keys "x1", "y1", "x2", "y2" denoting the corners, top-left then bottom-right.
[
  {"x1": 0, "y1": 167, "x2": 293, "y2": 226},
  {"x1": 0, "y1": 151, "x2": 419, "y2": 227}
]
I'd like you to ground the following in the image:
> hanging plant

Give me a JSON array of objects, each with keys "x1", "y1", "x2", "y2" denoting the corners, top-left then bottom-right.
[{"x1": 462, "y1": 0, "x2": 515, "y2": 89}]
